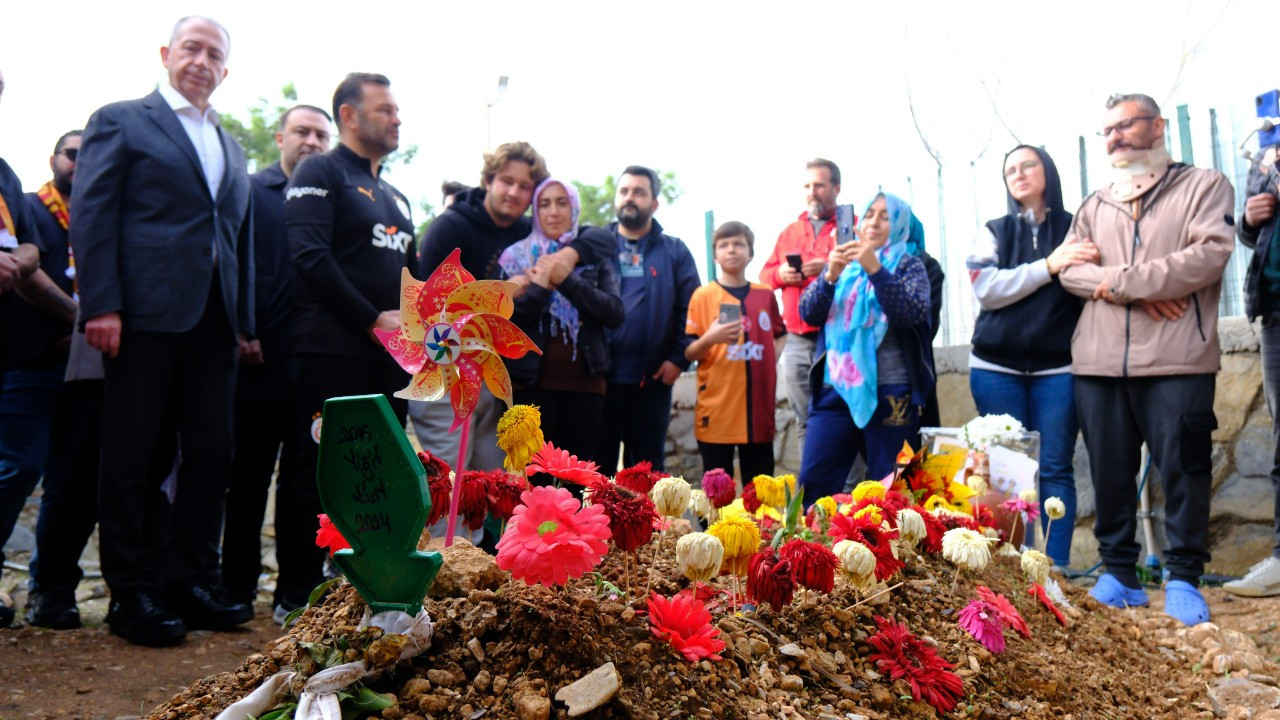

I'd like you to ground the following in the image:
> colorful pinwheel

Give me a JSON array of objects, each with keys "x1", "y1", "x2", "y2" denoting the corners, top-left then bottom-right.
[{"x1": 375, "y1": 248, "x2": 540, "y2": 431}]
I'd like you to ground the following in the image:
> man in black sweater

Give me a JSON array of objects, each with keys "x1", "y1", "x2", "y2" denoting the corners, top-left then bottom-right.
[{"x1": 277, "y1": 74, "x2": 413, "y2": 615}]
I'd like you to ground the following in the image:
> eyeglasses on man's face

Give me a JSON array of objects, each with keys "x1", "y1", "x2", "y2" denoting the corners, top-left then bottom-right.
[{"x1": 1097, "y1": 116, "x2": 1156, "y2": 137}]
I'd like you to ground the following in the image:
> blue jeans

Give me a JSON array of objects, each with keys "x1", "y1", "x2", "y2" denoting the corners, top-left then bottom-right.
[
  {"x1": 970, "y1": 368, "x2": 1078, "y2": 566},
  {"x1": 0, "y1": 366, "x2": 66, "y2": 579},
  {"x1": 799, "y1": 383, "x2": 920, "y2": 503}
]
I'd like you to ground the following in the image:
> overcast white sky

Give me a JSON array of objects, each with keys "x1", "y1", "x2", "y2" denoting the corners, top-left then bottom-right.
[{"x1": 2, "y1": 0, "x2": 1273, "y2": 341}]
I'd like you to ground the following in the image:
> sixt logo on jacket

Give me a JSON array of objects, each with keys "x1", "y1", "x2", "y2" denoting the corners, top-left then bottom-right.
[
  {"x1": 285, "y1": 186, "x2": 329, "y2": 201},
  {"x1": 372, "y1": 223, "x2": 412, "y2": 253}
]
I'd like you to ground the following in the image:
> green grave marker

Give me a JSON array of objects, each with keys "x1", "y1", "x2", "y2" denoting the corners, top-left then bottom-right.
[{"x1": 316, "y1": 394, "x2": 442, "y2": 614}]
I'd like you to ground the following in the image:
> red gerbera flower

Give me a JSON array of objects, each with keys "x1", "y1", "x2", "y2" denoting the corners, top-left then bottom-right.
[
  {"x1": 778, "y1": 538, "x2": 838, "y2": 594},
  {"x1": 746, "y1": 550, "x2": 795, "y2": 611},
  {"x1": 315, "y1": 514, "x2": 350, "y2": 556},
  {"x1": 495, "y1": 486, "x2": 611, "y2": 587},
  {"x1": 1028, "y1": 583, "x2": 1067, "y2": 626},
  {"x1": 866, "y1": 615, "x2": 966, "y2": 714},
  {"x1": 457, "y1": 470, "x2": 492, "y2": 532},
  {"x1": 587, "y1": 480, "x2": 658, "y2": 552},
  {"x1": 615, "y1": 460, "x2": 665, "y2": 495},
  {"x1": 647, "y1": 591, "x2": 725, "y2": 662},
  {"x1": 828, "y1": 513, "x2": 903, "y2": 582},
  {"x1": 700, "y1": 467, "x2": 736, "y2": 508},
  {"x1": 918, "y1": 509, "x2": 946, "y2": 554},
  {"x1": 418, "y1": 450, "x2": 454, "y2": 526},
  {"x1": 526, "y1": 442, "x2": 606, "y2": 486},
  {"x1": 486, "y1": 470, "x2": 531, "y2": 522},
  {"x1": 742, "y1": 482, "x2": 762, "y2": 513},
  {"x1": 976, "y1": 585, "x2": 1031, "y2": 638}
]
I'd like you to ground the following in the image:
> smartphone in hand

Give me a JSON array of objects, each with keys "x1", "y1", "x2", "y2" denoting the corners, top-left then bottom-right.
[
  {"x1": 836, "y1": 205, "x2": 857, "y2": 245},
  {"x1": 785, "y1": 253, "x2": 803, "y2": 273},
  {"x1": 718, "y1": 302, "x2": 742, "y2": 343}
]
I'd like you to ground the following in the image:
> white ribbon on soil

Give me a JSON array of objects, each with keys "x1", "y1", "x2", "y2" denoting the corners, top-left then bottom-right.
[{"x1": 212, "y1": 608, "x2": 434, "y2": 720}]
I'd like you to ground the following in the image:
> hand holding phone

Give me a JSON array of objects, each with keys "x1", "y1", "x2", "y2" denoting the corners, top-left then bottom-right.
[
  {"x1": 836, "y1": 205, "x2": 857, "y2": 245},
  {"x1": 786, "y1": 253, "x2": 803, "y2": 272},
  {"x1": 714, "y1": 302, "x2": 743, "y2": 343}
]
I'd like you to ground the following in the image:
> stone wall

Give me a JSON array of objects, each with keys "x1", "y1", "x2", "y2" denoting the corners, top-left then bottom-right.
[{"x1": 662, "y1": 316, "x2": 1274, "y2": 575}]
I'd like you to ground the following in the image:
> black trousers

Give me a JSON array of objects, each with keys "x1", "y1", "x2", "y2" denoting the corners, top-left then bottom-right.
[
  {"x1": 274, "y1": 351, "x2": 407, "y2": 608},
  {"x1": 594, "y1": 381, "x2": 673, "y2": 472},
  {"x1": 1075, "y1": 374, "x2": 1217, "y2": 585},
  {"x1": 697, "y1": 441, "x2": 774, "y2": 486},
  {"x1": 30, "y1": 380, "x2": 103, "y2": 597},
  {"x1": 515, "y1": 387, "x2": 605, "y2": 496},
  {"x1": 98, "y1": 282, "x2": 237, "y2": 595},
  {"x1": 220, "y1": 349, "x2": 296, "y2": 605}
]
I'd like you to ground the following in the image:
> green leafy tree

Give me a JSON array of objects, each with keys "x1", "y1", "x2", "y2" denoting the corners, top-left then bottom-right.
[{"x1": 572, "y1": 170, "x2": 682, "y2": 228}]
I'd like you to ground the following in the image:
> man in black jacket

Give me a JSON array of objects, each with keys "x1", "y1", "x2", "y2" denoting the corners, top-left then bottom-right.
[
  {"x1": 70, "y1": 16, "x2": 255, "y2": 645},
  {"x1": 221, "y1": 104, "x2": 331, "y2": 609},
  {"x1": 277, "y1": 73, "x2": 413, "y2": 615}
]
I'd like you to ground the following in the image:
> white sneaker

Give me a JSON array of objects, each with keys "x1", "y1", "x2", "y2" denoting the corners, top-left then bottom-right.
[{"x1": 1223, "y1": 557, "x2": 1280, "y2": 597}]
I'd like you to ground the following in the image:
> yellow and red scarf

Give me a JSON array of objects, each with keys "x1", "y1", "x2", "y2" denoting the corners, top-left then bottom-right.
[{"x1": 36, "y1": 181, "x2": 75, "y2": 297}]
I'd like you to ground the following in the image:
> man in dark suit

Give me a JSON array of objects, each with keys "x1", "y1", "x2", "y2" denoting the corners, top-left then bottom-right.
[{"x1": 69, "y1": 16, "x2": 254, "y2": 646}]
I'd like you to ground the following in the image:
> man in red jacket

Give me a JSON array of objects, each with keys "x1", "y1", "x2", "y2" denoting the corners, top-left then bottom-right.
[{"x1": 759, "y1": 158, "x2": 847, "y2": 445}]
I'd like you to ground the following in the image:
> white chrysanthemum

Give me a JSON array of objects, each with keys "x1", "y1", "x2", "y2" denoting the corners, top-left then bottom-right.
[
  {"x1": 996, "y1": 542, "x2": 1021, "y2": 557},
  {"x1": 688, "y1": 489, "x2": 713, "y2": 520},
  {"x1": 833, "y1": 539, "x2": 876, "y2": 590},
  {"x1": 1044, "y1": 497, "x2": 1066, "y2": 520},
  {"x1": 1021, "y1": 549, "x2": 1052, "y2": 585},
  {"x1": 962, "y1": 413, "x2": 1025, "y2": 450},
  {"x1": 896, "y1": 508, "x2": 927, "y2": 548},
  {"x1": 941, "y1": 528, "x2": 992, "y2": 572},
  {"x1": 675, "y1": 532, "x2": 724, "y2": 582},
  {"x1": 968, "y1": 475, "x2": 988, "y2": 497},
  {"x1": 1018, "y1": 487, "x2": 1038, "y2": 503},
  {"x1": 651, "y1": 476, "x2": 692, "y2": 518}
]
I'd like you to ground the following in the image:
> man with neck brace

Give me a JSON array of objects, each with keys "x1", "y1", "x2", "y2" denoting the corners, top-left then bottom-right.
[{"x1": 1059, "y1": 93, "x2": 1235, "y2": 625}]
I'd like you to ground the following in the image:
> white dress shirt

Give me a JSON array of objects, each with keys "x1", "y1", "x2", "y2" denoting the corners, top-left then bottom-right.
[{"x1": 158, "y1": 82, "x2": 225, "y2": 199}]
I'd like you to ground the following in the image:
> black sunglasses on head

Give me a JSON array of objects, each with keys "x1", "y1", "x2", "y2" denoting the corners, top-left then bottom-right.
[{"x1": 60, "y1": 148, "x2": 78, "y2": 161}]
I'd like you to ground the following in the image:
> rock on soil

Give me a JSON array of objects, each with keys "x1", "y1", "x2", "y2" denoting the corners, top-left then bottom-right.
[{"x1": 554, "y1": 661, "x2": 621, "y2": 717}]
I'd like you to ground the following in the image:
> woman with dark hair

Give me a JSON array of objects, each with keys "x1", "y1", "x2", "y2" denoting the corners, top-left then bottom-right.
[
  {"x1": 797, "y1": 193, "x2": 935, "y2": 501},
  {"x1": 965, "y1": 145, "x2": 1097, "y2": 567},
  {"x1": 500, "y1": 178, "x2": 624, "y2": 477}
]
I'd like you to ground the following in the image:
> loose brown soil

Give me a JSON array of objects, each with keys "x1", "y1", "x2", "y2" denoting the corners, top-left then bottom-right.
[{"x1": 7, "y1": 542, "x2": 1280, "y2": 720}]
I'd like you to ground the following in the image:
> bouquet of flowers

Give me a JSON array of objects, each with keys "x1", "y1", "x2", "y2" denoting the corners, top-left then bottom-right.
[{"x1": 961, "y1": 414, "x2": 1025, "y2": 452}]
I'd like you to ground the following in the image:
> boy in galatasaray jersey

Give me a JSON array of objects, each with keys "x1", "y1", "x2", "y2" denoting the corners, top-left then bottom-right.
[{"x1": 685, "y1": 223, "x2": 785, "y2": 482}]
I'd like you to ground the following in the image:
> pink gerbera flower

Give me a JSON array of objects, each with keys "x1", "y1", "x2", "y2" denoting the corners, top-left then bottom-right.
[
  {"x1": 525, "y1": 442, "x2": 606, "y2": 486},
  {"x1": 958, "y1": 599, "x2": 1006, "y2": 653},
  {"x1": 976, "y1": 585, "x2": 1031, "y2": 638},
  {"x1": 496, "y1": 486, "x2": 611, "y2": 587}
]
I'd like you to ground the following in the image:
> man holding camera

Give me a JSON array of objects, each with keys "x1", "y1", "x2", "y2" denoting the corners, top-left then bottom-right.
[{"x1": 760, "y1": 158, "x2": 845, "y2": 445}]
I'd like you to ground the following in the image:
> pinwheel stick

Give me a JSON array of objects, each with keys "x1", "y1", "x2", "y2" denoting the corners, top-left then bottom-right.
[{"x1": 444, "y1": 421, "x2": 471, "y2": 547}]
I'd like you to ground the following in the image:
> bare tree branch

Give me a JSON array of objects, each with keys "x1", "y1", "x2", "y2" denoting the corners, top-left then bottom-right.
[
  {"x1": 1163, "y1": 0, "x2": 1233, "y2": 104},
  {"x1": 905, "y1": 27, "x2": 942, "y2": 169}
]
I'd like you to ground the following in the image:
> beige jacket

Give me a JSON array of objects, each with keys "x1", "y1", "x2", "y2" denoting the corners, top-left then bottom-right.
[{"x1": 1059, "y1": 164, "x2": 1235, "y2": 377}]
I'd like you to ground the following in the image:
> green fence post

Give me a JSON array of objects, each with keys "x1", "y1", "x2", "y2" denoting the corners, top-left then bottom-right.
[
  {"x1": 1177, "y1": 104, "x2": 1194, "y2": 165},
  {"x1": 704, "y1": 210, "x2": 716, "y2": 282}
]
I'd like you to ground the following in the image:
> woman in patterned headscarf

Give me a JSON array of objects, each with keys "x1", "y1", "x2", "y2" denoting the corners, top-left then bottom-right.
[
  {"x1": 499, "y1": 178, "x2": 623, "y2": 479},
  {"x1": 796, "y1": 193, "x2": 936, "y2": 501}
]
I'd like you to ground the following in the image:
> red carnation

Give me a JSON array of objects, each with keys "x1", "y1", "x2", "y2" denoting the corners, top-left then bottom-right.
[
  {"x1": 976, "y1": 585, "x2": 1031, "y2": 638},
  {"x1": 615, "y1": 460, "x2": 664, "y2": 494},
  {"x1": 746, "y1": 550, "x2": 795, "y2": 611},
  {"x1": 647, "y1": 591, "x2": 725, "y2": 662},
  {"x1": 457, "y1": 470, "x2": 492, "y2": 532},
  {"x1": 828, "y1": 513, "x2": 903, "y2": 582},
  {"x1": 315, "y1": 514, "x2": 350, "y2": 556},
  {"x1": 588, "y1": 480, "x2": 658, "y2": 552},
  {"x1": 700, "y1": 467, "x2": 736, "y2": 508},
  {"x1": 486, "y1": 470, "x2": 531, "y2": 522},
  {"x1": 418, "y1": 451, "x2": 455, "y2": 526},
  {"x1": 918, "y1": 509, "x2": 946, "y2": 554},
  {"x1": 867, "y1": 615, "x2": 966, "y2": 714},
  {"x1": 935, "y1": 510, "x2": 981, "y2": 533},
  {"x1": 778, "y1": 538, "x2": 838, "y2": 594},
  {"x1": 742, "y1": 482, "x2": 762, "y2": 513},
  {"x1": 881, "y1": 490, "x2": 912, "y2": 513}
]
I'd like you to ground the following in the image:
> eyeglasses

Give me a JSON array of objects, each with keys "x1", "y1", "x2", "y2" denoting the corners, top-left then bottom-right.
[
  {"x1": 1097, "y1": 116, "x2": 1156, "y2": 137},
  {"x1": 59, "y1": 148, "x2": 78, "y2": 161}
]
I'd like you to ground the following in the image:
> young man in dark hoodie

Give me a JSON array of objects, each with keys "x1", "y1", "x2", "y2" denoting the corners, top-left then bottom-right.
[
  {"x1": 594, "y1": 166, "x2": 701, "y2": 473},
  {"x1": 413, "y1": 142, "x2": 613, "y2": 475}
]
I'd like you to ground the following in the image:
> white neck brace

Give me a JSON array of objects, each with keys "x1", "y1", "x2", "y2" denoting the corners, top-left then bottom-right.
[{"x1": 1109, "y1": 145, "x2": 1172, "y2": 202}]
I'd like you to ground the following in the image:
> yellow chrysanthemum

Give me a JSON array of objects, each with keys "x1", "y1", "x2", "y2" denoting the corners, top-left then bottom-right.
[
  {"x1": 922, "y1": 495, "x2": 952, "y2": 513},
  {"x1": 718, "y1": 498, "x2": 782, "y2": 523},
  {"x1": 777, "y1": 474, "x2": 798, "y2": 495},
  {"x1": 495, "y1": 404, "x2": 545, "y2": 472},
  {"x1": 752, "y1": 474, "x2": 786, "y2": 509},
  {"x1": 707, "y1": 515, "x2": 761, "y2": 576},
  {"x1": 814, "y1": 496, "x2": 838, "y2": 519},
  {"x1": 1021, "y1": 549, "x2": 1052, "y2": 585},
  {"x1": 852, "y1": 480, "x2": 887, "y2": 503},
  {"x1": 676, "y1": 532, "x2": 724, "y2": 582},
  {"x1": 853, "y1": 505, "x2": 883, "y2": 526}
]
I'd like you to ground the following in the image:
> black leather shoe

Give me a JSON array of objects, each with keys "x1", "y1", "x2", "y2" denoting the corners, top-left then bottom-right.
[
  {"x1": 167, "y1": 585, "x2": 253, "y2": 630},
  {"x1": 107, "y1": 593, "x2": 187, "y2": 646},
  {"x1": 26, "y1": 592, "x2": 81, "y2": 630}
]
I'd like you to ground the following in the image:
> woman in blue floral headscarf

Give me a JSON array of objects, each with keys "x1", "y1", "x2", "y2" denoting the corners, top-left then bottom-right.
[
  {"x1": 796, "y1": 193, "x2": 936, "y2": 500},
  {"x1": 499, "y1": 178, "x2": 623, "y2": 472}
]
